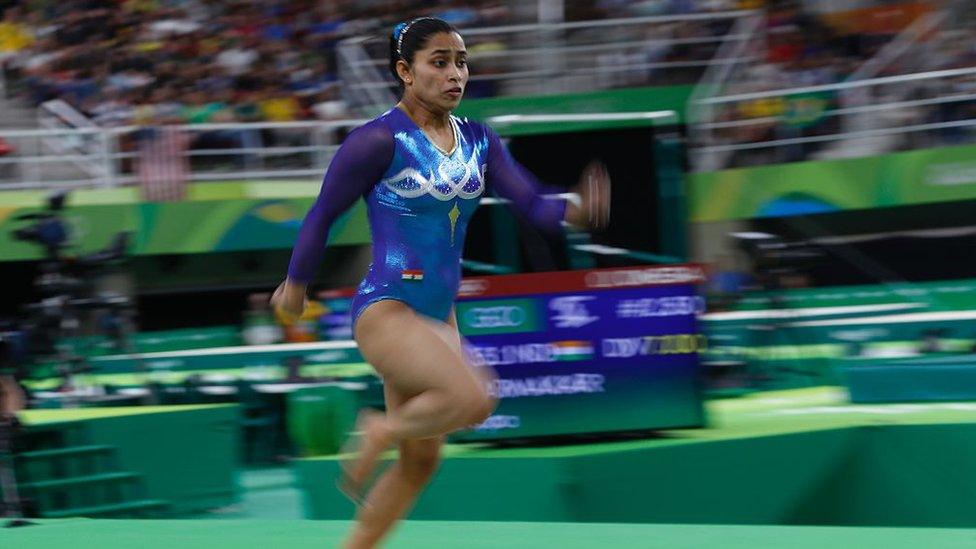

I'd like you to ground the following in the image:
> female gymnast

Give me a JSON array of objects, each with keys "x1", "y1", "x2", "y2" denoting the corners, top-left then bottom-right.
[{"x1": 272, "y1": 17, "x2": 610, "y2": 548}]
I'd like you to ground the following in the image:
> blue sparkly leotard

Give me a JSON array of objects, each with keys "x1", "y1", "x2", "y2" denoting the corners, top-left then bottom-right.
[{"x1": 287, "y1": 107, "x2": 566, "y2": 324}]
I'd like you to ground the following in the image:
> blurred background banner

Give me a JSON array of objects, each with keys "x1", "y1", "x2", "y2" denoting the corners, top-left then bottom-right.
[
  {"x1": 456, "y1": 85, "x2": 694, "y2": 134},
  {"x1": 690, "y1": 142, "x2": 976, "y2": 221},
  {"x1": 0, "y1": 185, "x2": 369, "y2": 260}
]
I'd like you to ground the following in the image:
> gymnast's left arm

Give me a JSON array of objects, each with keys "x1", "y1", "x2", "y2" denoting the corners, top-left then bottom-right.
[{"x1": 483, "y1": 126, "x2": 610, "y2": 232}]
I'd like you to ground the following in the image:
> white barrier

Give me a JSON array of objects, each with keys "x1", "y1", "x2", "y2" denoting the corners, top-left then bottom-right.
[{"x1": 0, "y1": 120, "x2": 367, "y2": 190}]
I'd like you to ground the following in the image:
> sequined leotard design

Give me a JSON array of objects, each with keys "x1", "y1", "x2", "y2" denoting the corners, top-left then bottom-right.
[{"x1": 287, "y1": 107, "x2": 566, "y2": 324}]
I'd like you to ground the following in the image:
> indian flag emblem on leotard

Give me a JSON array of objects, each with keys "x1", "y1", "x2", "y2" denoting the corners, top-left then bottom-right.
[
  {"x1": 401, "y1": 269, "x2": 425, "y2": 281},
  {"x1": 550, "y1": 341, "x2": 594, "y2": 361}
]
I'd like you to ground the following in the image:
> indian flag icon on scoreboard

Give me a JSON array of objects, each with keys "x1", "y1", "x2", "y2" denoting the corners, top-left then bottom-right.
[{"x1": 551, "y1": 340, "x2": 594, "y2": 362}]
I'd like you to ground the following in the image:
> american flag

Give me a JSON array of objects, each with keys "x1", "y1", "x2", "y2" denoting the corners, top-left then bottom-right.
[{"x1": 137, "y1": 125, "x2": 189, "y2": 202}]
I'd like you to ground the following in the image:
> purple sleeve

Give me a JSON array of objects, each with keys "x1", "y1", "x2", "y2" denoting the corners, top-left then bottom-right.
[
  {"x1": 484, "y1": 126, "x2": 567, "y2": 235},
  {"x1": 286, "y1": 120, "x2": 394, "y2": 283}
]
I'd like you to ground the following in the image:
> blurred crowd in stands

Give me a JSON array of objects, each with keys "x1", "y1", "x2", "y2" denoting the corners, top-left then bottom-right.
[
  {"x1": 0, "y1": 0, "x2": 973, "y2": 169},
  {"x1": 703, "y1": 0, "x2": 976, "y2": 168},
  {"x1": 3, "y1": 0, "x2": 358, "y2": 126},
  {"x1": 0, "y1": 0, "x2": 759, "y2": 127}
]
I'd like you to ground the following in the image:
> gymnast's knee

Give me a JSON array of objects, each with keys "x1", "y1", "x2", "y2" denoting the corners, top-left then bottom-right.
[{"x1": 460, "y1": 386, "x2": 497, "y2": 428}]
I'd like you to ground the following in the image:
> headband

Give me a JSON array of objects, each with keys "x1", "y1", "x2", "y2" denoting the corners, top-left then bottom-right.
[{"x1": 393, "y1": 17, "x2": 433, "y2": 58}]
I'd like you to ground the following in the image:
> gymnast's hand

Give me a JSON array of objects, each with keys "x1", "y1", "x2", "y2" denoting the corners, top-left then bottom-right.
[
  {"x1": 270, "y1": 279, "x2": 308, "y2": 324},
  {"x1": 565, "y1": 160, "x2": 611, "y2": 230}
]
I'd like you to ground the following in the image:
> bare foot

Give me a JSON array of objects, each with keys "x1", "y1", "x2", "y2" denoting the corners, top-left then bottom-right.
[{"x1": 338, "y1": 409, "x2": 393, "y2": 505}]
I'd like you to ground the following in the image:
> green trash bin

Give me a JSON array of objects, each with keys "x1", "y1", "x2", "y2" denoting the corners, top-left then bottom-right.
[{"x1": 287, "y1": 385, "x2": 358, "y2": 456}]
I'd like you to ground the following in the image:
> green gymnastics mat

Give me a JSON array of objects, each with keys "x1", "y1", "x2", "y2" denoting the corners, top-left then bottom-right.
[{"x1": 2, "y1": 519, "x2": 974, "y2": 548}]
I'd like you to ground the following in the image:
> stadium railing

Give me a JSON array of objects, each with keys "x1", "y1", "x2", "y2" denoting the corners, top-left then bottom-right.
[
  {"x1": 36, "y1": 99, "x2": 109, "y2": 183},
  {"x1": 688, "y1": 5, "x2": 976, "y2": 171},
  {"x1": 338, "y1": 10, "x2": 758, "y2": 115},
  {"x1": 0, "y1": 120, "x2": 367, "y2": 190}
]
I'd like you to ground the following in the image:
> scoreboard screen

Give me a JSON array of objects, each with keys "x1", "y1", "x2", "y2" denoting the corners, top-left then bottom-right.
[{"x1": 453, "y1": 264, "x2": 706, "y2": 441}]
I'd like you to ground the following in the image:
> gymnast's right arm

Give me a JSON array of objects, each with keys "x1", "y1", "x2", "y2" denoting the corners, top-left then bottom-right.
[{"x1": 272, "y1": 121, "x2": 394, "y2": 320}]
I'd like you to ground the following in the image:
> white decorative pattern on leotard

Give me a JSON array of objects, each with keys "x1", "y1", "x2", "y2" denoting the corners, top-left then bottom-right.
[{"x1": 381, "y1": 148, "x2": 486, "y2": 201}]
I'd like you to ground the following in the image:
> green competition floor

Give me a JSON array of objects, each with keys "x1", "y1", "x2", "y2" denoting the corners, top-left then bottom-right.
[
  {"x1": 2, "y1": 519, "x2": 974, "y2": 548},
  {"x1": 194, "y1": 467, "x2": 305, "y2": 520}
]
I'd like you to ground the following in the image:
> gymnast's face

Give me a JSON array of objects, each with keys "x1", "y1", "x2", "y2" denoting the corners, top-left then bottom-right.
[{"x1": 400, "y1": 31, "x2": 468, "y2": 113}]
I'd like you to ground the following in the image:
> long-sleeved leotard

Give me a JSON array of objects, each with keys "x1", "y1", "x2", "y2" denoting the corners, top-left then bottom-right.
[{"x1": 287, "y1": 106, "x2": 567, "y2": 324}]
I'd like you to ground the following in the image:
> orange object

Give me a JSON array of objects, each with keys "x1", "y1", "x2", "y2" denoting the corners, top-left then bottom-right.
[
  {"x1": 278, "y1": 299, "x2": 328, "y2": 343},
  {"x1": 822, "y1": 3, "x2": 932, "y2": 35}
]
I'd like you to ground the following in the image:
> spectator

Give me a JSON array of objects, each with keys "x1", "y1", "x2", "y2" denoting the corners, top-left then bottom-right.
[
  {"x1": 215, "y1": 37, "x2": 258, "y2": 76},
  {"x1": 259, "y1": 88, "x2": 302, "y2": 122},
  {"x1": 0, "y1": 7, "x2": 33, "y2": 53},
  {"x1": 309, "y1": 86, "x2": 349, "y2": 121}
]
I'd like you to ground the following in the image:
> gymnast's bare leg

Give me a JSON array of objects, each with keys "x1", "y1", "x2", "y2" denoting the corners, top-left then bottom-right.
[{"x1": 342, "y1": 300, "x2": 496, "y2": 549}]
